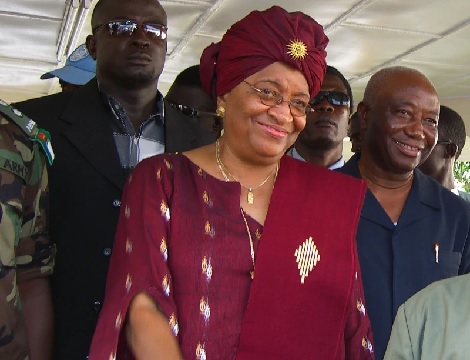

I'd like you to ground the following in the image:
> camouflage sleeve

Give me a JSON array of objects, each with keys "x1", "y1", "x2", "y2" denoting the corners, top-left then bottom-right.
[{"x1": 0, "y1": 115, "x2": 55, "y2": 284}]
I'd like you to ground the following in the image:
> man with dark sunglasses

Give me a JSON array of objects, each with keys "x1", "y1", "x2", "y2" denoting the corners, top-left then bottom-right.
[
  {"x1": 287, "y1": 65, "x2": 352, "y2": 169},
  {"x1": 14, "y1": 0, "x2": 214, "y2": 359},
  {"x1": 418, "y1": 105, "x2": 470, "y2": 202}
]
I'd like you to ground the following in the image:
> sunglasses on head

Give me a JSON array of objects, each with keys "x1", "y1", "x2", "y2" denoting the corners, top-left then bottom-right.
[
  {"x1": 309, "y1": 91, "x2": 350, "y2": 107},
  {"x1": 92, "y1": 20, "x2": 167, "y2": 40}
]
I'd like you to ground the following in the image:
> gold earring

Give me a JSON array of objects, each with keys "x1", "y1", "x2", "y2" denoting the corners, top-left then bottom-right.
[{"x1": 216, "y1": 106, "x2": 225, "y2": 118}]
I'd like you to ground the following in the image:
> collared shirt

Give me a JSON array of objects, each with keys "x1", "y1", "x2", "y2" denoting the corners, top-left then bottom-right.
[
  {"x1": 100, "y1": 85, "x2": 165, "y2": 173},
  {"x1": 287, "y1": 147, "x2": 344, "y2": 170}
]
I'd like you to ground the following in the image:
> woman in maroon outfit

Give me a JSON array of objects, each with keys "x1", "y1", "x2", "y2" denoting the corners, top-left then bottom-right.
[{"x1": 89, "y1": 6, "x2": 375, "y2": 360}]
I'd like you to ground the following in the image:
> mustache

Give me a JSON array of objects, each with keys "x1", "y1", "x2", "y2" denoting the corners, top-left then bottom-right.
[{"x1": 313, "y1": 117, "x2": 337, "y2": 128}]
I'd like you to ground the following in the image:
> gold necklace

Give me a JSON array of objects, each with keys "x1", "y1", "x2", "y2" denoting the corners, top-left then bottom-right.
[
  {"x1": 215, "y1": 138, "x2": 279, "y2": 204},
  {"x1": 359, "y1": 162, "x2": 414, "y2": 190},
  {"x1": 240, "y1": 207, "x2": 255, "y2": 279},
  {"x1": 215, "y1": 139, "x2": 230, "y2": 182},
  {"x1": 364, "y1": 174, "x2": 413, "y2": 190}
]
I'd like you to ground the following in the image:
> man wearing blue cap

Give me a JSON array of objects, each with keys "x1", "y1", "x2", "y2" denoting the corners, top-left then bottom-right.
[{"x1": 41, "y1": 44, "x2": 96, "y2": 92}]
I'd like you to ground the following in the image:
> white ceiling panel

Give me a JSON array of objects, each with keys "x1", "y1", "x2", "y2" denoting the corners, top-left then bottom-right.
[
  {"x1": 406, "y1": 27, "x2": 470, "y2": 68},
  {"x1": 325, "y1": 26, "x2": 431, "y2": 75},
  {"x1": 350, "y1": 0, "x2": 470, "y2": 33},
  {"x1": 0, "y1": 0, "x2": 65, "y2": 18},
  {"x1": 1, "y1": 17, "x2": 61, "y2": 63}
]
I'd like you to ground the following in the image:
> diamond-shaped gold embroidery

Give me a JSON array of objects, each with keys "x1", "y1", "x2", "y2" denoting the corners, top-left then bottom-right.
[{"x1": 294, "y1": 236, "x2": 320, "y2": 284}]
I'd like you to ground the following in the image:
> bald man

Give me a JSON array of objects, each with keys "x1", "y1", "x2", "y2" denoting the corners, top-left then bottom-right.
[{"x1": 339, "y1": 66, "x2": 470, "y2": 359}]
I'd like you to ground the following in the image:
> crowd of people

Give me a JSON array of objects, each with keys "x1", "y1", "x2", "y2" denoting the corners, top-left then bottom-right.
[{"x1": 1, "y1": 0, "x2": 469, "y2": 359}]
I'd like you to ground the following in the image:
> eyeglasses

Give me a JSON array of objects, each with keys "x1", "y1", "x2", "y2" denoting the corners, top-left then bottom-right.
[
  {"x1": 92, "y1": 20, "x2": 167, "y2": 40},
  {"x1": 243, "y1": 81, "x2": 311, "y2": 117},
  {"x1": 309, "y1": 91, "x2": 350, "y2": 107},
  {"x1": 167, "y1": 102, "x2": 217, "y2": 119}
]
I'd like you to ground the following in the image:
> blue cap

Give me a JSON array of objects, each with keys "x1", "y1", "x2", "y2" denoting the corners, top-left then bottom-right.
[{"x1": 41, "y1": 44, "x2": 96, "y2": 85}]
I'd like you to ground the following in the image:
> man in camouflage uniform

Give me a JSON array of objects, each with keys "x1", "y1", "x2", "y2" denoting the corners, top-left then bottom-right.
[{"x1": 0, "y1": 100, "x2": 55, "y2": 360}]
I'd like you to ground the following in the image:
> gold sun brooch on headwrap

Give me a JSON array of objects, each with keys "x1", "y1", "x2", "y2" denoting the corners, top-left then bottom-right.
[{"x1": 287, "y1": 39, "x2": 308, "y2": 60}]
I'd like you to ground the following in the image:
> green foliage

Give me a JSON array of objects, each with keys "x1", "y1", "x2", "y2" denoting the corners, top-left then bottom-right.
[{"x1": 454, "y1": 161, "x2": 470, "y2": 192}]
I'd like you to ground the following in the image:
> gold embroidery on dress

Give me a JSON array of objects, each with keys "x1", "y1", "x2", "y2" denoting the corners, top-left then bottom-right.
[
  {"x1": 199, "y1": 297, "x2": 210, "y2": 322},
  {"x1": 169, "y1": 313, "x2": 179, "y2": 336},
  {"x1": 207, "y1": 263, "x2": 213, "y2": 280},
  {"x1": 204, "y1": 220, "x2": 215, "y2": 237},
  {"x1": 164, "y1": 159, "x2": 172, "y2": 170},
  {"x1": 205, "y1": 221, "x2": 211, "y2": 235},
  {"x1": 199, "y1": 297, "x2": 206, "y2": 313},
  {"x1": 362, "y1": 337, "x2": 373, "y2": 353},
  {"x1": 198, "y1": 167, "x2": 203, "y2": 176},
  {"x1": 156, "y1": 168, "x2": 162, "y2": 180},
  {"x1": 125, "y1": 274, "x2": 132, "y2": 292},
  {"x1": 203, "y1": 191, "x2": 209, "y2": 204},
  {"x1": 160, "y1": 238, "x2": 168, "y2": 261},
  {"x1": 162, "y1": 275, "x2": 170, "y2": 296},
  {"x1": 357, "y1": 299, "x2": 366, "y2": 316},
  {"x1": 202, "y1": 256, "x2": 213, "y2": 281},
  {"x1": 125, "y1": 238, "x2": 133, "y2": 254},
  {"x1": 255, "y1": 229, "x2": 261, "y2": 240},
  {"x1": 160, "y1": 200, "x2": 170, "y2": 221},
  {"x1": 294, "y1": 236, "x2": 320, "y2": 284},
  {"x1": 115, "y1": 312, "x2": 122, "y2": 329},
  {"x1": 196, "y1": 342, "x2": 207, "y2": 360}
]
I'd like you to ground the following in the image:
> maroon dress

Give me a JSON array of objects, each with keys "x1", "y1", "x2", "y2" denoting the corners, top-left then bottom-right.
[{"x1": 89, "y1": 154, "x2": 374, "y2": 360}]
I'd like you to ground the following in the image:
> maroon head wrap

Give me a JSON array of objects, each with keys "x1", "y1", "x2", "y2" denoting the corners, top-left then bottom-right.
[{"x1": 200, "y1": 6, "x2": 329, "y2": 99}]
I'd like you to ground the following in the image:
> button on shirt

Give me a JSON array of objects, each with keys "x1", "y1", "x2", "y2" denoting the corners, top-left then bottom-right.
[{"x1": 100, "y1": 86, "x2": 165, "y2": 174}]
